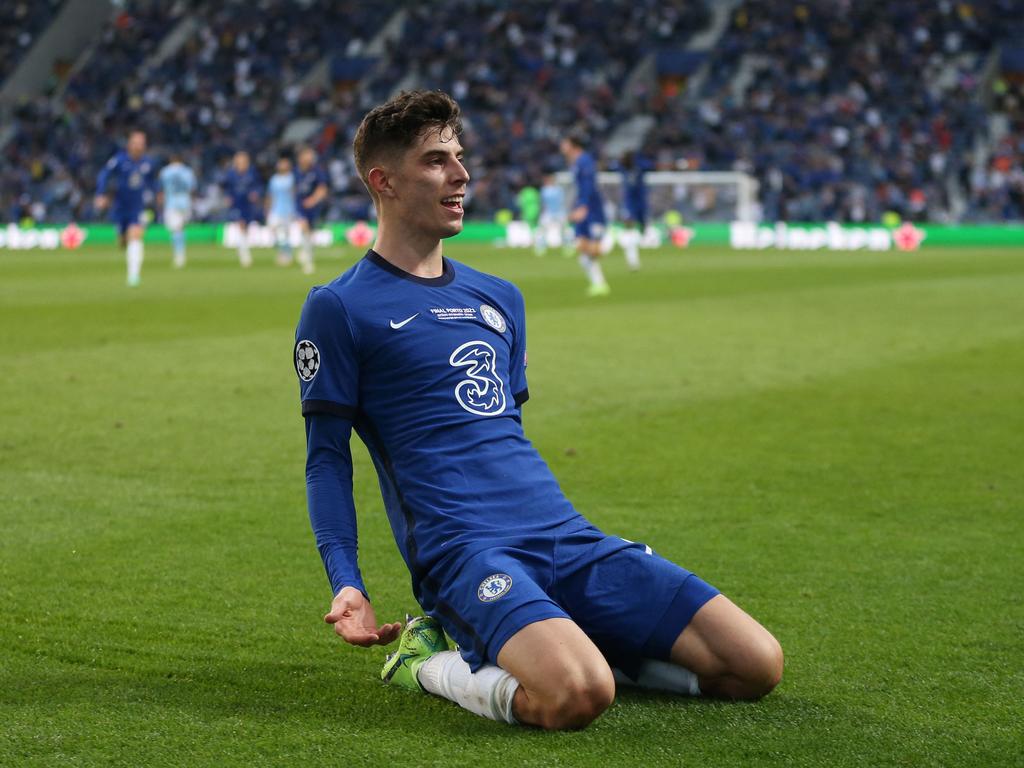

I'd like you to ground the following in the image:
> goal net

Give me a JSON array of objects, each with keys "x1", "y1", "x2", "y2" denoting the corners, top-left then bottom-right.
[{"x1": 555, "y1": 170, "x2": 759, "y2": 224}]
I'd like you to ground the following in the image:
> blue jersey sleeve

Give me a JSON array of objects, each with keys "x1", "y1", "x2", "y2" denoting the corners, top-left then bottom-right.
[
  {"x1": 295, "y1": 287, "x2": 360, "y2": 419},
  {"x1": 305, "y1": 412, "x2": 367, "y2": 598},
  {"x1": 97, "y1": 155, "x2": 119, "y2": 194},
  {"x1": 509, "y1": 288, "x2": 529, "y2": 407}
]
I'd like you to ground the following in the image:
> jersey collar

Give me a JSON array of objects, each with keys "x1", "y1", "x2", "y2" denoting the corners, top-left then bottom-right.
[{"x1": 364, "y1": 249, "x2": 455, "y2": 287}]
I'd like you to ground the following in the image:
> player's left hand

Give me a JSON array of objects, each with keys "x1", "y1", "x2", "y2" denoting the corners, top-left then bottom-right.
[
  {"x1": 570, "y1": 205, "x2": 587, "y2": 223},
  {"x1": 324, "y1": 586, "x2": 402, "y2": 647}
]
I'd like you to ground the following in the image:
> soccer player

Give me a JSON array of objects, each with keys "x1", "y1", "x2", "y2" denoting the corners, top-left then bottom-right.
[
  {"x1": 222, "y1": 151, "x2": 262, "y2": 268},
  {"x1": 515, "y1": 181, "x2": 540, "y2": 254},
  {"x1": 560, "y1": 131, "x2": 610, "y2": 296},
  {"x1": 158, "y1": 153, "x2": 197, "y2": 268},
  {"x1": 267, "y1": 156, "x2": 297, "y2": 267},
  {"x1": 295, "y1": 90, "x2": 782, "y2": 731},
  {"x1": 294, "y1": 146, "x2": 329, "y2": 275},
  {"x1": 95, "y1": 130, "x2": 156, "y2": 286},
  {"x1": 538, "y1": 172, "x2": 567, "y2": 255},
  {"x1": 617, "y1": 150, "x2": 653, "y2": 271}
]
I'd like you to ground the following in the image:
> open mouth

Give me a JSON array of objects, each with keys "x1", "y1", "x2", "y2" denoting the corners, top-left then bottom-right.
[{"x1": 441, "y1": 194, "x2": 464, "y2": 213}]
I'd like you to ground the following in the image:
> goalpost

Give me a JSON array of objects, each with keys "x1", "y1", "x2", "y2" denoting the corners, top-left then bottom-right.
[{"x1": 554, "y1": 170, "x2": 760, "y2": 224}]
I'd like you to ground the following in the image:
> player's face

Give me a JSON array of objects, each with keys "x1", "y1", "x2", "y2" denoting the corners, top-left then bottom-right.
[
  {"x1": 390, "y1": 127, "x2": 469, "y2": 239},
  {"x1": 298, "y1": 150, "x2": 315, "y2": 170},
  {"x1": 128, "y1": 132, "x2": 146, "y2": 159},
  {"x1": 234, "y1": 153, "x2": 249, "y2": 172},
  {"x1": 559, "y1": 138, "x2": 579, "y2": 162},
  {"x1": 277, "y1": 159, "x2": 291, "y2": 174}
]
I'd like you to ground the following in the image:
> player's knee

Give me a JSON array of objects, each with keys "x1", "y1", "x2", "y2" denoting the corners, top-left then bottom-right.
[
  {"x1": 737, "y1": 634, "x2": 784, "y2": 699},
  {"x1": 536, "y1": 667, "x2": 615, "y2": 730}
]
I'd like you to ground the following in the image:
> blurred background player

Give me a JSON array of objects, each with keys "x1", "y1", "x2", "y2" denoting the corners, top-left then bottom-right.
[
  {"x1": 158, "y1": 153, "x2": 196, "y2": 268},
  {"x1": 538, "y1": 172, "x2": 567, "y2": 256},
  {"x1": 267, "y1": 156, "x2": 297, "y2": 267},
  {"x1": 515, "y1": 180, "x2": 541, "y2": 254},
  {"x1": 561, "y1": 132, "x2": 609, "y2": 297},
  {"x1": 222, "y1": 151, "x2": 262, "y2": 268},
  {"x1": 294, "y1": 146, "x2": 329, "y2": 275},
  {"x1": 617, "y1": 151, "x2": 653, "y2": 272},
  {"x1": 94, "y1": 130, "x2": 156, "y2": 287}
]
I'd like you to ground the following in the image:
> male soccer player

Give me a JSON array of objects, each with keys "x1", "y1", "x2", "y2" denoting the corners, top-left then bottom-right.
[
  {"x1": 560, "y1": 132, "x2": 610, "y2": 296},
  {"x1": 294, "y1": 146, "x2": 329, "y2": 275},
  {"x1": 267, "y1": 155, "x2": 297, "y2": 267},
  {"x1": 538, "y1": 172, "x2": 567, "y2": 256},
  {"x1": 95, "y1": 130, "x2": 156, "y2": 286},
  {"x1": 296, "y1": 91, "x2": 782, "y2": 731},
  {"x1": 617, "y1": 150, "x2": 653, "y2": 271},
  {"x1": 222, "y1": 151, "x2": 262, "y2": 268},
  {"x1": 158, "y1": 153, "x2": 197, "y2": 268}
]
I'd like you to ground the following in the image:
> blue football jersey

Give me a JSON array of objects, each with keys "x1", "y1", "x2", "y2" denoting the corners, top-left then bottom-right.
[
  {"x1": 222, "y1": 168, "x2": 262, "y2": 211},
  {"x1": 97, "y1": 151, "x2": 156, "y2": 211},
  {"x1": 295, "y1": 165, "x2": 328, "y2": 210},
  {"x1": 573, "y1": 151, "x2": 606, "y2": 223},
  {"x1": 296, "y1": 251, "x2": 579, "y2": 599}
]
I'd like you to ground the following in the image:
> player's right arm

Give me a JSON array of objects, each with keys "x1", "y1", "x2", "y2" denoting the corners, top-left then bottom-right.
[
  {"x1": 94, "y1": 155, "x2": 118, "y2": 211},
  {"x1": 297, "y1": 287, "x2": 401, "y2": 648}
]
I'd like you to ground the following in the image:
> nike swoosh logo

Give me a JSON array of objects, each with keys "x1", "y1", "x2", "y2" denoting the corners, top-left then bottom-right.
[{"x1": 389, "y1": 313, "x2": 419, "y2": 330}]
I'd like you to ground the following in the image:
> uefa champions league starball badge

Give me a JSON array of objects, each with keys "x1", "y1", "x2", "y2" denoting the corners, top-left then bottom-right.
[
  {"x1": 480, "y1": 304, "x2": 506, "y2": 333},
  {"x1": 295, "y1": 340, "x2": 320, "y2": 381}
]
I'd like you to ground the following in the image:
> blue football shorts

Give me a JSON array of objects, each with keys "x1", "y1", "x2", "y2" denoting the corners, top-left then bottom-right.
[
  {"x1": 419, "y1": 517, "x2": 719, "y2": 675},
  {"x1": 573, "y1": 218, "x2": 606, "y2": 241},
  {"x1": 115, "y1": 207, "x2": 144, "y2": 235}
]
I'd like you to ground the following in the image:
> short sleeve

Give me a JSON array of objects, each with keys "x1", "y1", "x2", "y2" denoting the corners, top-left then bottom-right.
[
  {"x1": 295, "y1": 287, "x2": 359, "y2": 419},
  {"x1": 509, "y1": 288, "x2": 529, "y2": 407}
]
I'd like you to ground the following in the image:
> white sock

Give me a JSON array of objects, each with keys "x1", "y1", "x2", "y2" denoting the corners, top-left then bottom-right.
[
  {"x1": 587, "y1": 257, "x2": 607, "y2": 287},
  {"x1": 238, "y1": 230, "x2": 252, "y2": 267},
  {"x1": 613, "y1": 660, "x2": 700, "y2": 696},
  {"x1": 417, "y1": 650, "x2": 520, "y2": 724},
  {"x1": 299, "y1": 233, "x2": 313, "y2": 266},
  {"x1": 577, "y1": 253, "x2": 593, "y2": 280},
  {"x1": 622, "y1": 230, "x2": 641, "y2": 270},
  {"x1": 127, "y1": 240, "x2": 143, "y2": 281}
]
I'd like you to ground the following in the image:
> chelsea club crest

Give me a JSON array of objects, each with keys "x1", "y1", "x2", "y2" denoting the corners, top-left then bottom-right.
[
  {"x1": 477, "y1": 573, "x2": 513, "y2": 602},
  {"x1": 480, "y1": 304, "x2": 506, "y2": 333}
]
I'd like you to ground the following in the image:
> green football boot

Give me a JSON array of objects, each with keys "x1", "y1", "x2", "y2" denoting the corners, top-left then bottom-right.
[{"x1": 381, "y1": 615, "x2": 449, "y2": 692}]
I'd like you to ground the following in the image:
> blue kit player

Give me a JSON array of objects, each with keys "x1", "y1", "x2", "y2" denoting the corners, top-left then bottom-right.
[
  {"x1": 95, "y1": 130, "x2": 156, "y2": 286},
  {"x1": 560, "y1": 132, "x2": 609, "y2": 297},
  {"x1": 294, "y1": 146, "x2": 329, "y2": 275},
  {"x1": 295, "y1": 91, "x2": 782, "y2": 730},
  {"x1": 267, "y1": 156, "x2": 298, "y2": 267},
  {"x1": 617, "y1": 150, "x2": 654, "y2": 271},
  {"x1": 223, "y1": 151, "x2": 262, "y2": 268},
  {"x1": 158, "y1": 153, "x2": 197, "y2": 268}
]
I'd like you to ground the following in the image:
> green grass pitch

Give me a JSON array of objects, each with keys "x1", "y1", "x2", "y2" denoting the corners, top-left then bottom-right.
[{"x1": 1, "y1": 239, "x2": 1022, "y2": 766}]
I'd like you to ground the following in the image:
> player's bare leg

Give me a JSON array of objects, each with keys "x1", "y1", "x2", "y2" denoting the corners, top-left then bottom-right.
[
  {"x1": 125, "y1": 224, "x2": 145, "y2": 287},
  {"x1": 497, "y1": 618, "x2": 615, "y2": 730},
  {"x1": 668, "y1": 594, "x2": 783, "y2": 700},
  {"x1": 297, "y1": 219, "x2": 315, "y2": 274},
  {"x1": 577, "y1": 238, "x2": 609, "y2": 297}
]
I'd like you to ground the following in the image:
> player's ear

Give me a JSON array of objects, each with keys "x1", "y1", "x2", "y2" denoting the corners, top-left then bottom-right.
[{"x1": 368, "y1": 167, "x2": 395, "y2": 200}]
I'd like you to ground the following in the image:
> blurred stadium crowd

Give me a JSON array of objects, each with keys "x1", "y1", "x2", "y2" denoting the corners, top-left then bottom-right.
[{"x1": 1, "y1": 0, "x2": 1023, "y2": 224}]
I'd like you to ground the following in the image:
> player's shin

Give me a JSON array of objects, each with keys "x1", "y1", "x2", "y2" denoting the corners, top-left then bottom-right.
[
  {"x1": 238, "y1": 227, "x2": 253, "y2": 268},
  {"x1": 417, "y1": 652, "x2": 520, "y2": 725},
  {"x1": 126, "y1": 240, "x2": 143, "y2": 285}
]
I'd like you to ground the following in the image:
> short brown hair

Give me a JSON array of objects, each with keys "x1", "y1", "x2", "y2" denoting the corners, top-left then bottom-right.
[{"x1": 353, "y1": 90, "x2": 463, "y2": 196}]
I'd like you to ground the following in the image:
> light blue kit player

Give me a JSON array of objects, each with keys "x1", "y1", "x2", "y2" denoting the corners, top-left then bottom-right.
[
  {"x1": 95, "y1": 130, "x2": 157, "y2": 286},
  {"x1": 158, "y1": 154, "x2": 197, "y2": 268},
  {"x1": 266, "y1": 155, "x2": 297, "y2": 266},
  {"x1": 296, "y1": 91, "x2": 782, "y2": 731},
  {"x1": 560, "y1": 132, "x2": 610, "y2": 296}
]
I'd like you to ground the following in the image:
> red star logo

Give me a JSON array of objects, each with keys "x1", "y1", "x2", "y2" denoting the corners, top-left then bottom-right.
[
  {"x1": 893, "y1": 222, "x2": 925, "y2": 252},
  {"x1": 670, "y1": 226, "x2": 695, "y2": 248},
  {"x1": 61, "y1": 222, "x2": 86, "y2": 249}
]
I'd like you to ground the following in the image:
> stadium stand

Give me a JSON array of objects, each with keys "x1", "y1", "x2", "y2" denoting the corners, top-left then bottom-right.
[
  {"x1": 1, "y1": 0, "x2": 1022, "y2": 224},
  {"x1": 0, "y1": 1, "x2": 66, "y2": 84}
]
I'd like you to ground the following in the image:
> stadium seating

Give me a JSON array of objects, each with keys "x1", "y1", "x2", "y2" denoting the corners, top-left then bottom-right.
[{"x1": 1, "y1": 0, "x2": 1022, "y2": 224}]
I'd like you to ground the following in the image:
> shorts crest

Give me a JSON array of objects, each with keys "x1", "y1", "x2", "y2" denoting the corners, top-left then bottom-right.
[{"x1": 477, "y1": 573, "x2": 513, "y2": 602}]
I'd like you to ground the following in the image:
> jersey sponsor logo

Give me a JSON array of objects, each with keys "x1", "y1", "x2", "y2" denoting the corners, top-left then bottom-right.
[
  {"x1": 479, "y1": 304, "x2": 506, "y2": 333},
  {"x1": 389, "y1": 313, "x2": 419, "y2": 330},
  {"x1": 449, "y1": 340, "x2": 506, "y2": 416},
  {"x1": 477, "y1": 573, "x2": 513, "y2": 602},
  {"x1": 295, "y1": 340, "x2": 320, "y2": 381}
]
